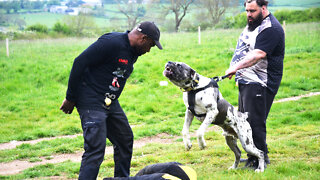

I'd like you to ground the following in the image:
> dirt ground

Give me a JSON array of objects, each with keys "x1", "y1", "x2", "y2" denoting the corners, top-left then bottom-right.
[{"x1": 0, "y1": 129, "x2": 221, "y2": 176}]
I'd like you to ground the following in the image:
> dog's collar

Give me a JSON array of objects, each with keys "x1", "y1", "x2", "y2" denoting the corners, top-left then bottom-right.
[
  {"x1": 181, "y1": 87, "x2": 193, "y2": 92},
  {"x1": 180, "y1": 73, "x2": 200, "y2": 92}
]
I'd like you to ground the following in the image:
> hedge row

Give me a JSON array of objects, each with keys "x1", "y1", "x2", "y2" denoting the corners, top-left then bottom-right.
[
  {"x1": 218, "y1": 7, "x2": 320, "y2": 29},
  {"x1": 274, "y1": 7, "x2": 320, "y2": 23}
]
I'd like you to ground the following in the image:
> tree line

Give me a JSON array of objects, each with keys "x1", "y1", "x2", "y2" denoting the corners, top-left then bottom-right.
[
  {"x1": 0, "y1": 1, "x2": 319, "y2": 40},
  {"x1": 1, "y1": 0, "x2": 278, "y2": 32},
  {"x1": 0, "y1": 0, "x2": 243, "y2": 32}
]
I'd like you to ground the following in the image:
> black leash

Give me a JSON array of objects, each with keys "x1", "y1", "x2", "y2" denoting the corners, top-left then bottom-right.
[{"x1": 212, "y1": 74, "x2": 230, "y2": 82}]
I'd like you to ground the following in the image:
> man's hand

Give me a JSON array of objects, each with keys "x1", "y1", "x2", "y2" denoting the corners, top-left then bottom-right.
[
  {"x1": 225, "y1": 66, "x2": 237, "y2": 79},
  {"x1": 60, "y1": 99, "x2": 75, "y2": 114}
]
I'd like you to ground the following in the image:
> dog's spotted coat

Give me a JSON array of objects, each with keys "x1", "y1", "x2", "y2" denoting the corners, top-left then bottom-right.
[{"x1": 163, "y1": 61, "x2": 265, "y2": 172}]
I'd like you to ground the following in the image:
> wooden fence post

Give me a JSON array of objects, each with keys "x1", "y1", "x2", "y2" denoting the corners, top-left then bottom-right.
[
  {"x1": 198, "y1": 26, "x2": 201, "y2": 45},
  {"x1": 283, "y1": 21, "x2": 286, "y2": 34},
  {"x1": 6, "y1": 38, "x2": 9, "y2": 57}
]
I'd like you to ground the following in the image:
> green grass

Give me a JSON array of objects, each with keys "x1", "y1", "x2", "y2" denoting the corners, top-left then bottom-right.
[
  {"x1": 19, "y1": 13, "x2": 66, "y2": 28},
  {"x1": 0, "y1": 23, "x2": 319, "y2": 143},
  {"x1": 1, "y1": 95, "x2": 319, "y2": 179},
  {"x1": 0, "y1": 22, "x2": 319, "y2": 179},
  {"x1": 19, "y1": 12, "x2": 115, "y2": 29}
]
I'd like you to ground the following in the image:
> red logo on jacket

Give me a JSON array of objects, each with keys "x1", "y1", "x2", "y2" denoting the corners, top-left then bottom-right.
[{"x1": 118, "y1": 59, "x2": 128, "y2": 65}]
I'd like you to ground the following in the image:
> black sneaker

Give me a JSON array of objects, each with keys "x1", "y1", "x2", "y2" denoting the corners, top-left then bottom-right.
[
  {"x1": 243, "y1": 158, "x2": 268, "y2": 171},
  {"x1": 241, "y1": 155, "x2": 270, "y2": 165},
  {"x1": 242, "y1": 157, "x2": 258, "y2": 170}
]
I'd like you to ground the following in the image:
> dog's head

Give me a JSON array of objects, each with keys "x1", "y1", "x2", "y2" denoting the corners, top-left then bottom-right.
[{"x1": 163, "y1": 61, "x2": 196, "y2": 90}]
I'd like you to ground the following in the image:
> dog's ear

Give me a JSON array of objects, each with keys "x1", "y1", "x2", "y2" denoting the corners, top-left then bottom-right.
[
  {"x1": 190, "y1": 69, "x2": 200, "y2": 87},
  {"x1": 190, "y1": 69, "x2": 196, "y2": 78}
]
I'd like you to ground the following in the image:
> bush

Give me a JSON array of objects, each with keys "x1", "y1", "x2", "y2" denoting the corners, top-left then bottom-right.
[
  {"x1": 272, "y1": 9, "x2": 289, "y2": 23},
  {"x1": 0, "y1": 32, "x2": 7, "y2": 40},
  {"x1": 53, "y1": 22, "x2": 71, "y2": 35},
  {"x1": 26, "y1": 23, "x2": 48, "y2": 34},
  {"x1": 63, "y1": 14, "x2": 97, "y2": 36},
  {"x1": 11, "y1": 31, "x2": 49, "y2": 40},
  {"x1": 217, "y1": 7, "x2": 320, "y2": 29},
  {"x1": 308, "y1": 8, "x2": 320, "y2": 22},
  {"x1": 162, "y1": 18, "x2": 176, "y2": 32},
  {"x1": 0, "y1": 30, "x2": 50, "y2": 40},
  {"x1": 274, "y1": 7, "x2": 320, "y2": 24},
  {"x1": 180, "y1": 20, "x2": 199, "y2": 32},
  {"x1": 180, "y1": 20, "x2": 213, "y2": 32},
  {"x1": 216, "y1": 12, "x2": 247, "y2": 29}
]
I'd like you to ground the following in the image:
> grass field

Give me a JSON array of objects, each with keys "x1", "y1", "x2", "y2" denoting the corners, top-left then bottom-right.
[{"x1": 0, "y1": 22, "x2": 319, "y2": 179}]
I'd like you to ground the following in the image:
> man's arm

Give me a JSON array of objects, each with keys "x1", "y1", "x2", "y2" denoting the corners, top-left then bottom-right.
[
  {"x1": 225, "y1": 49, "x2": 267, "y2": 78},
  {"x1": 60, "y1": 39, "x2": 107, "y2": 114}
]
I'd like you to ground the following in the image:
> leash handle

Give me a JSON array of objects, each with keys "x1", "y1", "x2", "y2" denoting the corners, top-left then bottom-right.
[
  {"x1": 221, "y1": 74, "x2": 230, "y2": 80},
  {"x1": 213, "y1": 74, "x2": 230, "y2": 82}
]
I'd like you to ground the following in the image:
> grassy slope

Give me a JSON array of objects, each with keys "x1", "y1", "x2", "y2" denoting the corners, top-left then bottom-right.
[
  {"x1": 4, "y1": 1, "x2": 319, "y2": 28},
  {"x1": 0, "y1": 22, "x2": 319, "y2": 179},
  {"x1": 0, "y1": 23, "x2": 319, "y2": 143}
]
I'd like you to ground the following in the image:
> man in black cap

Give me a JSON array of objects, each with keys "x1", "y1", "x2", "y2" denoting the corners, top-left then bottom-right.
[{"x1": 60, "y1": 21, "x2": 162, "y2": 180}]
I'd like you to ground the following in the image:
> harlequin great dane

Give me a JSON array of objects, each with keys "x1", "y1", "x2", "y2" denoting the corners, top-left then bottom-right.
[{"x1": 163, "y1": 61, "x2": 265, "y2": 172}]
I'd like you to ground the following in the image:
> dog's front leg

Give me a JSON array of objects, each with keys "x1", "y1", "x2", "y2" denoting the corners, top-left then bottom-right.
[
  {"x1": 197, "y1": 107, "x2": 218, "y2": 150},
  {"x1": 182, "y1": 109, "x2": 194, "y2": 150}
]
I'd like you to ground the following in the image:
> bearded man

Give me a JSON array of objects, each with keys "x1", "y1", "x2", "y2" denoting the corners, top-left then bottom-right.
[{"x1": 225, "y1": 0, "x2": 285, "y2": 170}]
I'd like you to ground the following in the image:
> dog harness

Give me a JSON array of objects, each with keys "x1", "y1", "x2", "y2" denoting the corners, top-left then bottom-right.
[{"x1": 187, "y1": 78, "x2": 219, "y2": 117}]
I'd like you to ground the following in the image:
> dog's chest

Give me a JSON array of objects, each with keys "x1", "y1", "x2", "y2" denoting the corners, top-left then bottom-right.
[{"x1": 183, "y1": 89, "x2": 216, "y2": 119}]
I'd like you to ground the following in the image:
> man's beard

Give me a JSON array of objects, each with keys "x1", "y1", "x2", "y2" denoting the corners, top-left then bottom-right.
[{"x1": 247, "y1": 12, "x2": 263, "y2": 31}]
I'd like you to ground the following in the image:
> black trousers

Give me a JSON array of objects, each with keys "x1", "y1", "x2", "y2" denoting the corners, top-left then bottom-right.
[
  {"x1": 238, "y1": 84, "x2": 275, "y2": 157},
  {"x1": 77, "y1": 100, "x2": 134, "y2": 180}
]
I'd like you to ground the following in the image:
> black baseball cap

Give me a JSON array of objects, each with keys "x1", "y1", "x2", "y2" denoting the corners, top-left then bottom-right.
[{"x1": 136, "y1": 21, "x2": 163, "y2": 50}]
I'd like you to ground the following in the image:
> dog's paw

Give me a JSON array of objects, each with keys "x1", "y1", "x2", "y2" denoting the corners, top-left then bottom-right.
[
  {"x1": 255, "y1": 168, "x2": 264, "y2": 173},
  {"x1": 198, "y1": 141, "x2": 206, "y2": 150},
  {"x1": 185, "y1": 143, "x2": 192, "y2": 151},
  {"x1": 197, "y1": 136, "x2": 206, "y2": 150},
  {"x1": 228, "y1": 164, "x2": 237, "y2": 170},
  {"x1": 199, "y1": 144, "x2": 206, "y2": 150},
  {"x1": 183, "y1": 138, "x2": 192, "y2": 151}
]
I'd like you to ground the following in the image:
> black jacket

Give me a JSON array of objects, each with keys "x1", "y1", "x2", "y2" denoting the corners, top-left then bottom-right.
[{"x1": 66, "y1": 31, "x2": 139, "y2": 110}]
